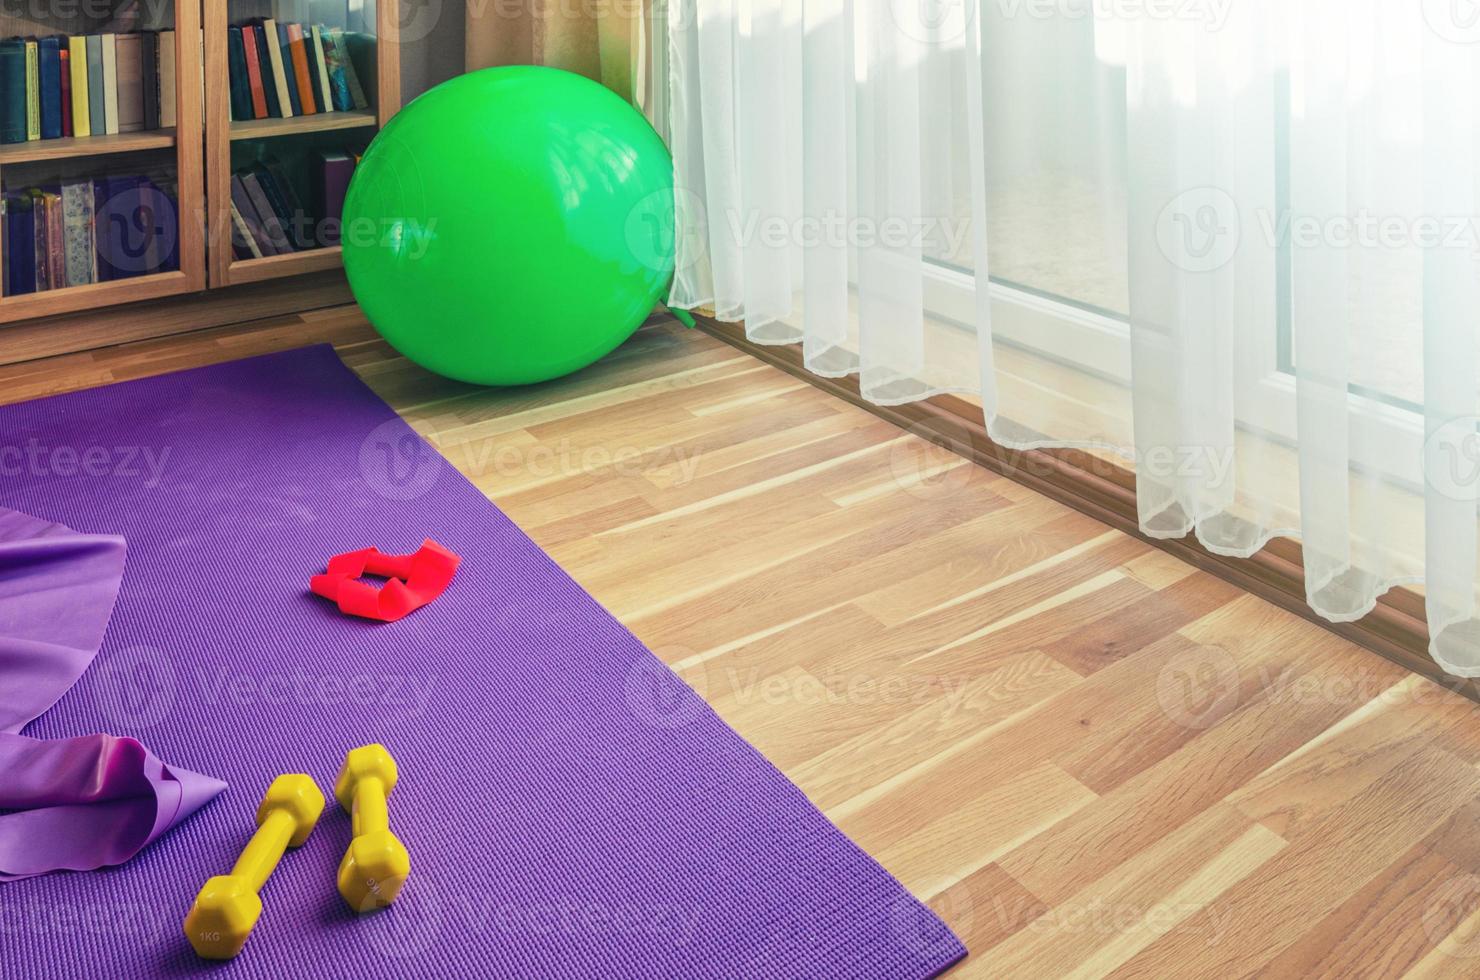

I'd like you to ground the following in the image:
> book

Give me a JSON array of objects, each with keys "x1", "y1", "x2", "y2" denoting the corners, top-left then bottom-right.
[
  {"x1": 241, "y1": 25, "x2": 267, "y2": 119},
  {"x1": 263, "y1": 159, "x2": 310, "y2": 248},
  {"x1": 86, "y1": 35, "x2": 104, "y2": 137},
  {"x1": 250, "y1": 24, "x2": 281, "y2": 118},
  {"x1": 101, "y1": 34, "x2": 118, "y2": 136},
  {"x1": 310, "y1": 27, "x2": 333, "y2": 114},
  {"x1": 115, "y1": 33, "x2": 143, "y2": 133},
  {"x1": 24, "y1": 40, "x2": 39, "y2": 141},
  {"x1": 59, "y1": 42, "x2": 72, "y2": 137},
  {"x1": 255, "y1": 165, "x2": 305, "y2": 250},
  {"x1": 42, "y1": 190, "x2": 65, "y2": 290},
  {"x1": 159, "y1": 31, "x2": 176, "y2": 128},
  {"x1": 262, "y1": 20, "x2": 292, "y2": 118},
  {"x1": 38, "y1": 37, "x2": 62, "y2": 140},
  {"x1": 334, "y1": 30, "x2": 370, "y2": 110},
  {"x1": 230, "y1": 173, "x2": 279, "y2": 255},
  {"x1": 0, "y1": 41, "x2": 26, "y2": 144},
  {"x1": 321, "y1": 31, "x2": 353, "y2": 111},
  {"x1": 141, "y1": 32, "x2": 158, "y2": 132},
  {"x1": 277, "y1": 23, "x2": 303, "y2": 116},
  {"x1": 314, "y1": 151, "x2": 355, "y2": 246},
  {"x1": 30, "y1": 190, "x2": 50, "y2": 291},
  {"x1": 94, "y1": 175, "x2": 149, "y2": 281},
  {"x1": 242, "y1": 169, "x2": 292, "y2": 252},
  {"x1": 6, "y1": 194, "x2": 35, "y2": 295},
  {"x1": 67, "y1": 36, "x2": 88, "y2": 138},
  {"x1": 230, "y1": 200, "x2": 263, "y2": 259},
  {"x1": 226, "y1": 27, "x2": 252, "y2": 122},
  {"x1": 287, "y1": 25, "x2": 317, "y2": 115},
  {"x1": 61, "y1": 178, "x2": 95, "y2": 287}
]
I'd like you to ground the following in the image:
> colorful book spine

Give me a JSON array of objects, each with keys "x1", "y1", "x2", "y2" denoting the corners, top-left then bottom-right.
[
  {"x1": 310, "y1": 27, "x2": 332, "y2": 114},
  {"x1": 314, "y1": 151, "x2": 356, "y2": 246},
  {"x1": 263, "y1": 20, "x2": 292, "y2": 118},
  {"x1": 100, "y1": 33, "x2": 118, "y2": 135},
  {"x1": 277, "y1": 23, "x2": 303, "y2": 116},
  {"x1": 242, "y1": 25, "x2": 267, "y2": 119},
  {"x1": 61, "y1": 179, "x2": 95, "y2": 287},
  {"x1": 226, "y1": 27, "x2": 251, "y2": 121},
  {"x1": 321, "y1": 30, "x2": 352, "y2": 112},
  {"x1": 251, "y1": 24, "x2": 281, "y2": 118},
  {"x1": 24, "y1": 40, "x2": 40, "y2": 141},
  {"x1": 44, "y1": 191, "x2": 66, "y2": 290},
  {"x1": 114, "y1": 33, "x2": 143, "y2": 133},
  {"x1": 67, "y1": 35, "x2": 89, "y2": 138},
  {"x1": 230, "y1": 174, "x2": 279, "y2": 256},
  {"x1": 141, "y1": 31, "x2": 158, "y2": 132},
  {"x1": 335, "y1": 31, "x2": 369, "y2": 110},
  {"x1": 287, "y1": 25, "x2": 317, "y2": 115},
  {"x1": 159, "y1": 31, "x2": 176, "y2": 128},
  {"x1": 38, "y1": 37, "x2": 62, "y2": 140},
  {"x1": 85, "y1": 35, "x2": 103, "y2": 137},
  {"x1": 7, "y1": 194, "x2": 35, "y2": 295},
  {"x1": 242, "y1": 170, "x2": 291, "y2": 252},
  {"x1": 0, "y1": 41, "x2": 26, "y2": 144},
  {"x1": 31, "y1": 190, "x2": 50, "y2": 291},
  {"x1": 230, "y1": 201, "x2": 262, "y2": 259},
  {"x1": 59, "y1": 42, "x2": 72, "y2": 137},
  {"x1": 263, "y1": 160, "x2": 309, "y2": 248}
]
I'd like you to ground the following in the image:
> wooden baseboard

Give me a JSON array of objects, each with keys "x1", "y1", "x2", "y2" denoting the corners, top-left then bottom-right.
[
  {"x1": 694, "y1": 314, "x2": 1478, "y2": 704},
  {"x1": 0, "y1": 270, "x2": 354, "y2": 366}
]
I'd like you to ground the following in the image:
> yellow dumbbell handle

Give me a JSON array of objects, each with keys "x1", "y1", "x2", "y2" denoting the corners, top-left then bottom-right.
[
  {"x1": 229, "y1": 809, "x2": 296, "y2": 893},
  {"x1": 352, "y1": 777, "x2": 390, "y2": 838}
]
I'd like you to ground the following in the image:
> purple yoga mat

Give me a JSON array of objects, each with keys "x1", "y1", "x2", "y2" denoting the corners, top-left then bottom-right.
[{"x1": 0, "y1": 346, "x2": 964, "y2": 978}]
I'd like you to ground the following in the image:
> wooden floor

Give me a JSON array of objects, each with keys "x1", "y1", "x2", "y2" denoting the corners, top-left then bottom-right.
[{"x1": 8, "y1": 307, "x2": 1480, "y2": 979}]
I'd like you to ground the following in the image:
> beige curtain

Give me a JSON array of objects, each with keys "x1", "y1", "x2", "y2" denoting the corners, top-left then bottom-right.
[{"x1": 466, "y1": 1, "x2": 649, "y2": 108}]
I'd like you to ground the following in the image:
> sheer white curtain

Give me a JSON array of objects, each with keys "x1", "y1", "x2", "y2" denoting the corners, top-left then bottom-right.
[{"x1": 667, "y1": 0, "x2": 1480, "y2": 678}]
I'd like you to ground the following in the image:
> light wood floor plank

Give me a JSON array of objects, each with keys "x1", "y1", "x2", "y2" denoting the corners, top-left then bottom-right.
[{"x1": 7, "y1": 313, "x2": 1480, "y2": 978}]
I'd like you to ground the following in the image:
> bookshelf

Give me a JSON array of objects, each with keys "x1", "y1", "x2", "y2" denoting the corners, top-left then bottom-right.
[
  {"x1": 0, "y1": 3, "x2": 204, "y2": 324},
  {"x1": 205, "y1": 0, "x2": 400, "y2": 288}
]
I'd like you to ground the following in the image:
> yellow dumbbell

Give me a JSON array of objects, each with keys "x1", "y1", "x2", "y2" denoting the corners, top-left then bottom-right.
[
  {"x1": 334, "y1": 743, "x2": 410, "y2": 912},
  {"x1": 183, "y1": 773, "x2": 326, "y2": 959}
]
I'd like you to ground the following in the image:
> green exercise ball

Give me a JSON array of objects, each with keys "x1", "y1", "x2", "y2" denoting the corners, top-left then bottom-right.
[{"x1": 342, "y1": 66, "x2": 676, "y2": 386}]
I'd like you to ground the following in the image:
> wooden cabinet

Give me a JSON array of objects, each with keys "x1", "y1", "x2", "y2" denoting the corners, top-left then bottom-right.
[
  {"x1": 0, "y1": 0, "x2": 403, "y2": 357},
  {"x1": 0, "y1": 2, "x2": 204, "y2": 324},
  {"x1": 203, "y1": 0, "x2": 400, "y2": 287}
]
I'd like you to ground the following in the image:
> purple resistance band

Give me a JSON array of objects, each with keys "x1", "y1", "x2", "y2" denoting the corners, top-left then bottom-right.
[{"x1": 0, "y1": 507, "x2": 225, "y2": 881}]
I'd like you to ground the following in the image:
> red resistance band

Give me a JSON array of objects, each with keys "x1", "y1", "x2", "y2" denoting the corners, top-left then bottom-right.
[{"x1": 310, "y1": 540, "x2": 461, "y2": 622}]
